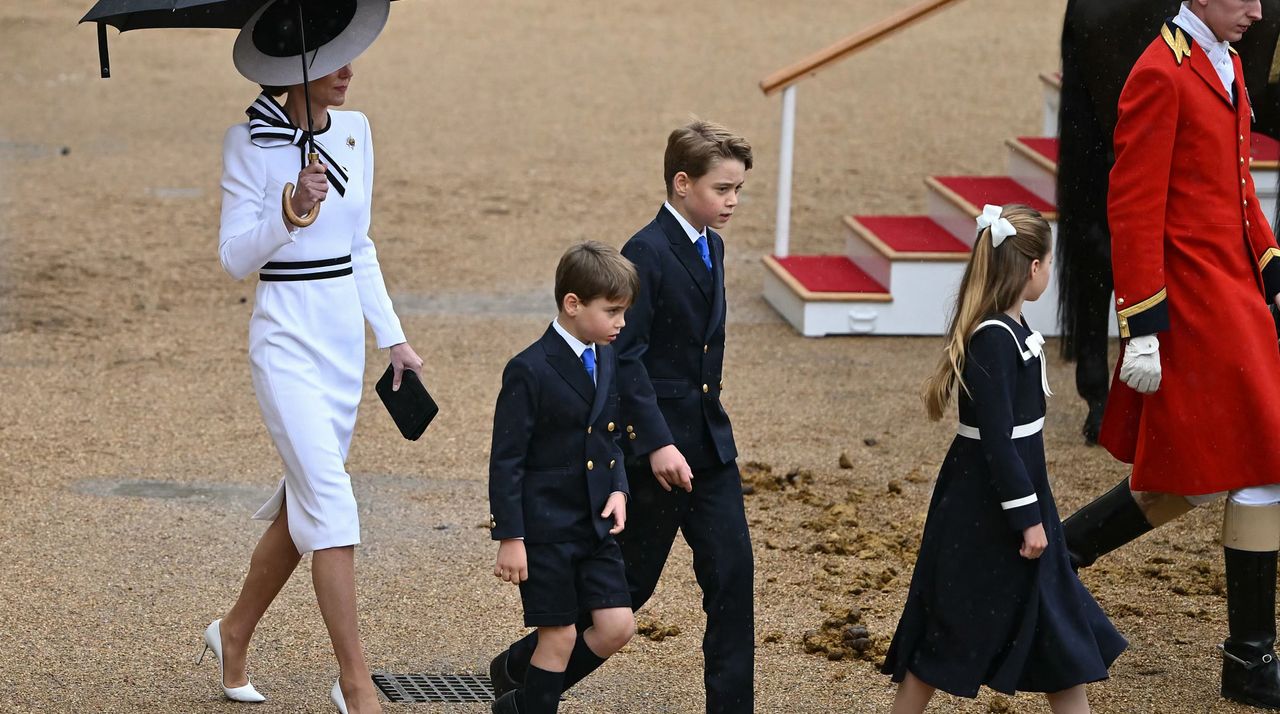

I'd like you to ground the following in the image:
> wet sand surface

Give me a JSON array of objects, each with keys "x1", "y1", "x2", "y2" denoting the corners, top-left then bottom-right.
[{"x1": 0, "y1": 1, "x2": 1259, "y2": 711}]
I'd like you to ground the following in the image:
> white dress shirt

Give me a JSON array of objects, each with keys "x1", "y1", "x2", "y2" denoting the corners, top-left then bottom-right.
[
  {"x1": 664, "y1": 201, "x2": 707, "y2": 244},
  {"x1": 552, "y1": 318, "x2": 596, "y2": 385},
  {"x1": 1174, "y1": 2, "x2": 1235, "y2": 101}
]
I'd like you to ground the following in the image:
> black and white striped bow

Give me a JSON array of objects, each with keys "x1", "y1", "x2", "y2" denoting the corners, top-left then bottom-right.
[{"x1": 246, "y1": 93, "x2": 349, "y2": 197}]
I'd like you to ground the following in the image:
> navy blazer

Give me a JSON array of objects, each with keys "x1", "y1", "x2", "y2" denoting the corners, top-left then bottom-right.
[
  {"x1": 616, "y1": 206, "x2": 737, "y2": 470},
  {"x1": 489, "y1": 325, "x2": 629, "y2": 543}
]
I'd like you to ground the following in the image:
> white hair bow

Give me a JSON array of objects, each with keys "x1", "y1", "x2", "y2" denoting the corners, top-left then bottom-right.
[{"x1": 976, "y1": 204, "x2": 1017, "y2": 248}]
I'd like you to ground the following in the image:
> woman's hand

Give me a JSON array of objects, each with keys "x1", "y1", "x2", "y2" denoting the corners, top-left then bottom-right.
[
  {"x1": 289, "y1": 161, "x2": 329, "y2": 217},
  {"x1": 1020, "y1": 523, "x2": 1047, "y2": 559},
  {"x1": 494, "y1": 539, "x2": 528, "y2": 584},
  {"x1": 388, "y1": 342, "x2": 424, "y2": 391}
]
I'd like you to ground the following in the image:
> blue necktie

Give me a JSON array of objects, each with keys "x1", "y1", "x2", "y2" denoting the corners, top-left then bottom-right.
[
  {"x1": 695, "y1": 235, "x2": 712, "y2": 272},
  {"x1": 581, "y1": 348, "x2": 596, "y2": 384}
]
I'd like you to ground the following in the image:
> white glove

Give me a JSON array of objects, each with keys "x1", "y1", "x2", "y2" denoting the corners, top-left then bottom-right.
[{"x1": 1120, "y1": 334, "x2": 1161, "y2": 394}]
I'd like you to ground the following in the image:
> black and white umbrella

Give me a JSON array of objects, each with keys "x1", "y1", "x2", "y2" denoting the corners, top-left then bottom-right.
[{"x1": 80, "y1": 0, "x2": 396, "y2": 224}]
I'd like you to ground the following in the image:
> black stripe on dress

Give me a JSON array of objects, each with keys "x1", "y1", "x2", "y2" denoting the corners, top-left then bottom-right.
[{"x1": 259, "y1": 267, "x2": 354, "y2": 282}]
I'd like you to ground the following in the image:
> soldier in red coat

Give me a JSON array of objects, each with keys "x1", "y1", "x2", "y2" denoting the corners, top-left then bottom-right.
[{"x1": 1059, "y1": 0, "x2": 1280, "y2": 708}]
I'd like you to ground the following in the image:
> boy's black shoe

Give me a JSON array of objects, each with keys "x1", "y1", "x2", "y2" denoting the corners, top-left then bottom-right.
[
  {"x1": 489, "y1": 650, "x2": 521, "y2": 698},
  {"x1": 1222, "y1": 547, "x2": 1280, "y2": 709},
  {"x1": 492, "y1": 689, "x2": 522, "y2": 714}
]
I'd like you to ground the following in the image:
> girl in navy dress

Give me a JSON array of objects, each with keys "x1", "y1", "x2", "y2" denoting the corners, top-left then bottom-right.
[{"x1": 882, "y1": 204, "x2": 1126, "y2": 713}]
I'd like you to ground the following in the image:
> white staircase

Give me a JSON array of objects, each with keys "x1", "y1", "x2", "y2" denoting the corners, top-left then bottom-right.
[{"x1": 763, "y1": 71, "x2": 1280, "y2": 337}]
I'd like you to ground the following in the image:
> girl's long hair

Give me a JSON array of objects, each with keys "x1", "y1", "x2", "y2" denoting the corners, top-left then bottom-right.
[{"x1": 923, "y1": 204, "x2": 1053, "y2": 421}]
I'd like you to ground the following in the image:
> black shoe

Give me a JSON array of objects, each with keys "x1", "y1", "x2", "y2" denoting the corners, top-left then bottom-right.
[
  {"x1": 489, "y1": 650, "x2": 520, "y2": 699},
  {"x1": 1062, "y1": 477, "x2": 1153, "y2": 569},
  {"x1": 492, "y1": 689, "x2": 521, "y2": 714},
  {"x1": 1082, "y1": 399, "x2": 1105, "y2": 445},
  {"x1": 1222, "y1": 547, "x2": 1280, "y2": 709}
]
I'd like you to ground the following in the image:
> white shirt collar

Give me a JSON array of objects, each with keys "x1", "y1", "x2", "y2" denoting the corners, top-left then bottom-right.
[
  {"x1": 1174, "y1": 2, "x2": 1235, "y2": 98},
  {"x1": 664, "y1": 201, "x2": 706, "y2": 245},
  {"x1": 551, "y1": 318, "x2": 594, "y2": 360}
]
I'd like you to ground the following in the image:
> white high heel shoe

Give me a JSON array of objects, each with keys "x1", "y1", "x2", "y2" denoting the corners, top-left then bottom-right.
[
  {"x1": 197, "y1": 619, "x2": 266, "y2": 703},
  {"x1": 330, "y1": 679, "x2": 349, "y2": 714}
]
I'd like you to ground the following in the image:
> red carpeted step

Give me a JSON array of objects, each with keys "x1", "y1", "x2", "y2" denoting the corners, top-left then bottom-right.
[
  {"x1": 1253, "y1": 133, "x2": 1280, "y2": 165},
  {"x1": 767, "y1": 255, "x2": 889, "y2": 296},
  {"x1": 1015, "y1": 136, "x2": 1058, "y2": 165},
  {"x1": 1008, "y1": 133, "x2": 1274, "y2": 167},
  {"x1": 1008, "y1": 134, "x2": 1275, "y2": 169},
  {"x1": 928, "y1": 175, "x2": 1057, "y2": 219},
  {"x1": 847, "y1": 216, "x2": 970, "y2": 256}
]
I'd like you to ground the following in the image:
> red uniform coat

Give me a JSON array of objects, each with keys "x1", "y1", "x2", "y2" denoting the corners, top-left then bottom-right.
[{"x1": 1099, "y1": 22, "x2": 1280, "y2": 495}]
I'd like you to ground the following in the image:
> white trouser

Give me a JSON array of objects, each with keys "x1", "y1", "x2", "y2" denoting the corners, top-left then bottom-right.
[{"x1": 1186, "y1": 485, "x2": 1280, "y2": 507}]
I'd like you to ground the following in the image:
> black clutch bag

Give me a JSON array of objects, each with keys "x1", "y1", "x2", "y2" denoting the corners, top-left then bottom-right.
[{"x1": 375, "y1": 365, "x2": 439, "y2": 441}]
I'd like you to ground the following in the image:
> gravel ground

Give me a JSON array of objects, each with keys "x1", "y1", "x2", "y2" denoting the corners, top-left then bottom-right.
[{"x1": 0, "y1": 0, "x2": 1268, "y2": 712}]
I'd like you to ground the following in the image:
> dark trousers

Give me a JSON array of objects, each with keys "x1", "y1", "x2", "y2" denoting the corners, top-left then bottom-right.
[
  {"x1": 620, "y1": 457, "x2": 755, "y2": 712},
  {"x1": 507, "y1": 457, "x2": 755, "y2": 713}
]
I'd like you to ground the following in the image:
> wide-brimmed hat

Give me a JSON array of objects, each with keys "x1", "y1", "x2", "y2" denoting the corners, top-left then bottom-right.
[{"x1": 233, "y1": 0, "x2": 389, "y2": 86}]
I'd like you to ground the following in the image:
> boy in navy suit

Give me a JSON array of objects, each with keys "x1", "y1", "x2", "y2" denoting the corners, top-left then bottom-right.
[
  {"x1": 491, "y1": 121, "x2": 755, "y2": 713},
  {"x1": 488, "y1": 241, "x2": 639, "y2": 714}
]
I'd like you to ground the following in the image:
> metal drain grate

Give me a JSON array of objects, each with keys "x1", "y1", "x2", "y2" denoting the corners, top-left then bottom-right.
[{"x1": 372, "y1": 673, "x2": 494, "y2": 703}]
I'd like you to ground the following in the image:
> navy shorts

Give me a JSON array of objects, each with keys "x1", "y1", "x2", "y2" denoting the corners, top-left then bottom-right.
[{"x1": 519, "y1": 535, "x2": 631, "y2": 627}]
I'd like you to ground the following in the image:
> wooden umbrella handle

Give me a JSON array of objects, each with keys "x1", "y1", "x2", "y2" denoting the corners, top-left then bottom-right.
[{"x1": 281, "y1": 152, "x2": 321, "y2": 227}]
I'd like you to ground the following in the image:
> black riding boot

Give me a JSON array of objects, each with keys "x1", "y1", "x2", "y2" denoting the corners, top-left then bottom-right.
[
  {"x1": 1061, "y1": 477, "x2": 1153, "y2": 569},
  {"x1": 1221, "y1": 547, "x2": 1280, "y2": 709}
]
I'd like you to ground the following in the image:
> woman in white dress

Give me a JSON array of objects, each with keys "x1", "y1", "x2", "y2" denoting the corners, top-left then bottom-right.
[{"x1": 198, "y1": 2, "x2": 412, "y2": 713}]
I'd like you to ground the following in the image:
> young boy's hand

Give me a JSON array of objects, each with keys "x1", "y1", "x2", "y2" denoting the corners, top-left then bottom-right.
[
  {"x1": 649, "y1": 444, "x2": 693, "y2": 492},
  {"x1": 495, "y1": 539, "x2": 528, "y2": 583},
  {"x1": 602, "y1": 491, "x2": 628, "y2": 534},
  {"x1": 1019, "y1": 523, "x2": 1047, "y2": 559}
]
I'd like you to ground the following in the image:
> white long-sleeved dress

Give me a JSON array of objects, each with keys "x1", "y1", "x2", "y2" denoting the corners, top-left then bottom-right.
[{"x1": 219, "y1": 110, "x2": 404, "y2": 553}]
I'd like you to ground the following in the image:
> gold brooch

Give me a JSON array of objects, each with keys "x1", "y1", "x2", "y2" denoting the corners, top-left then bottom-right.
[{"x1": 346, "y1": 135, "x2": 356, "y2": 149}]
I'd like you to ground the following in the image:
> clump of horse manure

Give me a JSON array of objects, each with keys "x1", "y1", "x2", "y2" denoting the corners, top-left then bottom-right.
[
  {"x1": 636, "y1": 616, "x2": 681, "y2": 642},
  {"x1": 740, "y1": 461, "x2": 814, "y2": 493},
  {"x1": 801, "y1": 608, "x2": 885, "y2": 663}
]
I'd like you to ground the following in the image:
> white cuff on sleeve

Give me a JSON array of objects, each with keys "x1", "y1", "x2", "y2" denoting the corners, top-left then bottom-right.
[{"x1": 1000, "y1": 494, "x2": 1038, "y2": 510}]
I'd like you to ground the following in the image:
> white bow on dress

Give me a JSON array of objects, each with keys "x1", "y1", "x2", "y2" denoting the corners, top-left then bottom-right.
[{"x1": 1023, "y1": 330, "x2": 1053, "y2": 397}]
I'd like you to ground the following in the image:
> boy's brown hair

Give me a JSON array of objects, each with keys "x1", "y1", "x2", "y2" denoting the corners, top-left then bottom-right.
[
  {"x1": 554, "y1": 240, "x2": 640, "y2": 310},
  {"x1": 664, "y1": 120, "x2": 753, "y2": 196}
]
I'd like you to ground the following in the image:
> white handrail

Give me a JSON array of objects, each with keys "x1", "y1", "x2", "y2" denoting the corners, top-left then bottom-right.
[
  {"x1": 774, "y1": 86, "x2": 797, "y2": 257},
  {"x1": 762, "y1": 0, "x2": 966, "y2": 257}
]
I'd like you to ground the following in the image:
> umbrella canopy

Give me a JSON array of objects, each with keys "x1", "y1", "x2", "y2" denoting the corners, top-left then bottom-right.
[
  {"x1": 81, "y1": 0, "x2": 398, "y2": 227},
  {"x1": 80, "y1": 0, "x2": 397, "y2": 78},
  {"x1": 81, "y1": 0, "x2": 270, "y2": 31}
]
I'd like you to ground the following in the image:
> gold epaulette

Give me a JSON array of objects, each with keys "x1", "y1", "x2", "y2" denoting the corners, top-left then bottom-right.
[{"x1": 1161, "y1": 22, "x2": 1193, "y2": 65}]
